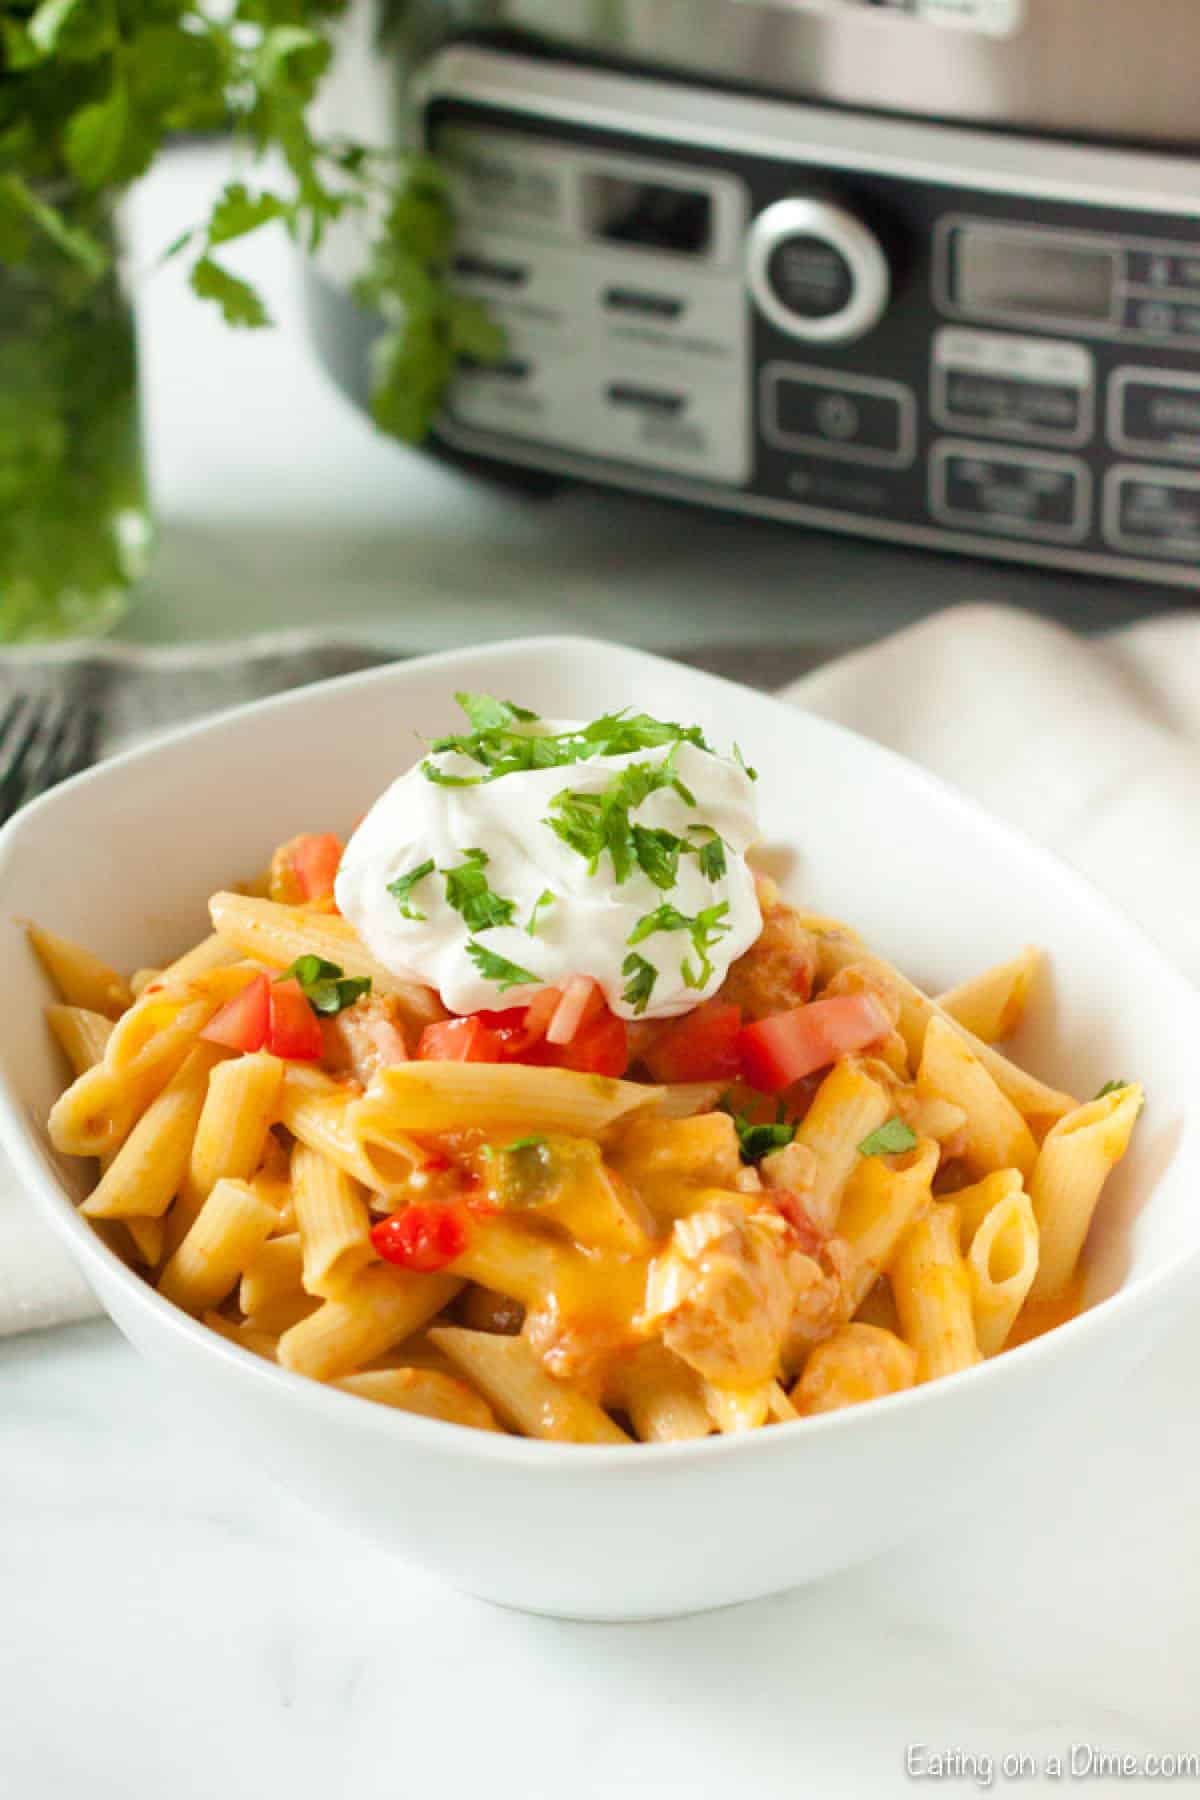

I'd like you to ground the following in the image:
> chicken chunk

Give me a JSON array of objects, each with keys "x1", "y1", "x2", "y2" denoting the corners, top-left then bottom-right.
[
  {"x1": 719, "y1": 898, "x2": 820, "y2": 1019},
  {"x1": 325, "y1": 993, "x2": 411, "y2": 1084}
]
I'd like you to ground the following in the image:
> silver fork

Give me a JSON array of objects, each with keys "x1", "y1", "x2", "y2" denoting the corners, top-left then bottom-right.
[{"x1": 0, "y1": 693, "x2": 101, "y2": 827}]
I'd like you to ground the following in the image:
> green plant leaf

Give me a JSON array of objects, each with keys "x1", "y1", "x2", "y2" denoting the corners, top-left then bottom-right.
[
  {"x1": 28, "y1": 0, "x2": 115, "y2": 61},
  {"x1": 64, "y1": 79, "x2": 129, "y2": 189},
  {"x1": 190, "y1": 256, "x2": 272, "y2": 328},
  {"x1": 207, "y1": 181, "x2": 290, "y2": 246}
]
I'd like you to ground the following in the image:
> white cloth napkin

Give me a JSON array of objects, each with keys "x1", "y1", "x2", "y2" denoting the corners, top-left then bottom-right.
[{"x1": 4, "y1": 600, "x2": 1197, "y2": 1337}]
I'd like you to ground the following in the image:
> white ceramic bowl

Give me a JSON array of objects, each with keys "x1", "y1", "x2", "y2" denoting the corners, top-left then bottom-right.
[{"x1": 2, "y1": 637, "x2": 1197, "y2": 1621}]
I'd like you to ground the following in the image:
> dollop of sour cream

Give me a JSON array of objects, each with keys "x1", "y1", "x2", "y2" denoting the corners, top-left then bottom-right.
[{"x1": 335, "y1": 715, "x2": 763, "y2": 1021}]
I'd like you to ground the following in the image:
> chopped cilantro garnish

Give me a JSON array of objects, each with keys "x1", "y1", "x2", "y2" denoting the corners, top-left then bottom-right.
[
  {"x1": 278, "y1": 956, "x2": 372, "y2": 1017},
  {"x1": 718, "y1": 1096, "x2": 795, "y2": 1163},
  {"x1": 453, "y1": 692, "x2": 537, "y2": 733},
  {"x1": 628, "y1": 900, "x2": 731, "y2": 990},
  {"x1": 858, "y1": 1118, "x2": 919, "y2": 1158},
  {"x1": 546, "y1": 749, "x2": 699, "y2": 885},
  {"x1": 442, "y1": 848, "x2": 517, "y2": 934},
  {"x1": 687, "y1": 826, "x2": 727, "y2": 881},
  {"x1": 466, "y1": 941, "x2": 541, "y2": 993},
  {"x1": 1094, "y1": 1079, "x2": 1128, "y2": 1100},
  {"x1": 622, "y1": 953, "x2": 657, "y2": 1015},
  {"x1": 386, "y1": 857, "x2": 436, "y2": 921},
  {"x1": 630, "y1": 825, "x2": 683, "y2": 891},
  {"x1": 421, "y1": 696, "x2": 717, "y2": 788},
  {"x1": 526, "y1": 889, "x2": 555, "y2": 937},
  {"x1": 504, "y1": 1135, "x2": 547, "y2": 1153},
  {"x1": 733, "y1": 743, "x2": 758, "y2": 782}
]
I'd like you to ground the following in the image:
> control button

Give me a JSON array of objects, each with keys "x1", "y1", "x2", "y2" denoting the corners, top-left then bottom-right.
[
  {"x1": 606, "y1": 383, "x2": 687, "y2": 416},
  {"x1": 747, "y1": 198, "x2": 890, "y2": 345},
  {"x1": 765, "y1": 237, "x2": 855, "y2": 323},
  {"x1": 1104, "y1": 467, "x2": 1200, "y2": 559},
  {"x1": 764, "y1": 365, "x2": 916, "y2": 467},
  {"x1": 1120, "y1": 296, "x2": 1200, "y2": 340},
  {"x1": 1110, "y1": 370, "x2": 1200, "y2": 462},
  {"x1": 1126, "y1": 250, "x2": 1200, "y2": 294},
  {"x1": 932, "y1": 328, "x2": 1093, "y2": 447},
  {"x1": 603, "y1": 288, "x2": 686, "y2": 320},
  {"x1": 930, "y1": 441, "x2": 1089, "y2": 541}
]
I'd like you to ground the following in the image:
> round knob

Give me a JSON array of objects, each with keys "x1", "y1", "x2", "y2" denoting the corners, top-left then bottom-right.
[{"x1": 747, "y1": 198, "x2": 890, "y2": 344}]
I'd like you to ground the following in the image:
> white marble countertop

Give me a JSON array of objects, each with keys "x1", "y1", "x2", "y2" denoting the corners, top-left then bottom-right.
[
  {"x1": 6, "y1": 144, "x2": 1199, "y2": 1796},
  {"x1": 6, "y1": 1308, "x2": 1200, "y2": 1797}
]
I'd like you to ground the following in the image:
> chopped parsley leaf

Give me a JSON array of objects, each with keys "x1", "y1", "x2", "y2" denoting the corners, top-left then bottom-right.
[
  {"x1": 526, "y1": 889, "x2": 555, "y2": 936},
  {"x1": 546, "y1": 749, "x2": 699, "y2": 885},
  {"x1": 422, "y1": 697, "x2": 717, "y2": 788},
  {"x1": 857, "y1": 1118, "x2": 919, "y2": 1158},
  {"x1": 278, "y1": 956, "x2": 372, "y2": 1017},
  {"x1": 631, "y1": 825, "x2": 682, "y2": 891},
  {"x1": 1094, "y1": 1079, "x2": 1129, "y2": 1100},
  {"x1": 622, "y1": 953, "x2": 657, "y2": 1015},
  {"x1": 442, "y1": 849, "x2": 517, "y2": 934},
  {"x1": 687, "y1": 826, "x2": 727, "y2": 881},
  {"x1": 628, "y1": 900, "x2": 731, "y2": 990},
  {"x1": 466, "y1": 941, "x2": 541, "y2": 993},
  {"x1": 504, "y1": 1135, "x2": 547, "y2": 1153},
  {"x1": 453, "y1": 692, "x2": 537, "y2": 733},
  {"x1": 733, "y1": 743, "x2": 758, "y2": 782},
  {"x1": 386, "y1": 857, "x2": 435, "y2": 921}
]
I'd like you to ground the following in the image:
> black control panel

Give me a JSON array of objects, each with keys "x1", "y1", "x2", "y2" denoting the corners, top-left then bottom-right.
[{"x1": 427, "y1": 48, "x2": 1200, "y2": 588}]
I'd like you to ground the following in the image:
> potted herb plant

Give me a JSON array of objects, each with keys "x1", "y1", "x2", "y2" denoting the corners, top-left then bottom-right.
[{"x1": 0, "y1": 0, "x2": 500, "y2": 641}]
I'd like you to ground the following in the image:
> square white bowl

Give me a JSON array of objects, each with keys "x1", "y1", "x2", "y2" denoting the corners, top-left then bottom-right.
[{"x1": 1, "y1": 637, "x2": 1197, "y2": 1621}]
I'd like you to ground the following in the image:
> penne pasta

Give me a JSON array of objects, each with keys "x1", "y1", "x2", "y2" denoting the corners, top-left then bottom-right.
[
  {"x1": 967, "y1": 1187, "x2": 1039, "y2": 1355},
  {"x1": 167, "y1": 1051, "x2": 284, "y2": 1253},
  {"x1": 1028, "y1": 1084, "x2": 1143, "y2": 1303},
  {"x1": 836, "y1": 1135, "x2": 939, "y2": 1316},
  {"x1": 335, "y1": 1368, "x2": 501, "y2": 1431},
  {"x1": 159, "y1": 933, "x2": 244, "y2": 987},
  {"x1": 793, "y1": 1058, "x2": 893, "y2": 1234},
  {"x1": 290, "y1": 1142, "x2": 373, "y2": 1299},
  {"x1": 945, "y1": 1168, "x2": 1025, "y2": 1245},
  {"x1": 792, "y1": 1323, "x2": 918, "y2": 1415},
  {"x1": 703, "y1": 1382, "x2": 772, "y2": 1434},
  {"x1": 617, "y1": 1343, "x2": 711, "y2": 1443},
  {"x1": 917, "y1": 1014, "x2": 1037, "y2": 1180},
  {"x1": 208, "y1": 892, "x2": 443, "y2": 1027},
  {"x1": 123, "y1": 1215, "x2": 166, "y2": 1269},
  {"x1": 80, "y1": 1043, "x2": 224, "y2": 1221},
  {"x1": 817, "y1": 935, "x2": 1076, "y2": 1130},
  {"x1": 277, "y1": 1266, "x2": 463, "y2": 1382},
  {"x1": 430, "y1": 1327, "x2": 630, "y2": 1444},
  {"x1": 202, "y1": 1310, "x2": 279, "y2": 1361},
  {"x1": 45, "y1": 1005, "x2": 113, "y2": 1080},
  {"x1": 279, "y1": 1065, "x2": 421, "y2": 1196},
  {"x1": 239, "y1": 1231, "x2": 305, "y2": 1316},
  {"x1": 353, "y1": 1060, "x2": 662, "y2": 1142},
  {"x1": 27, "y1": 923, "x2": 132, "y2": 1018},
  {"x1": 157, "y1": 1178, "x2": 279, "y2": 1314},
  {"x1": 936, "y1": 947, "x2": 1041, "y2": 1044},
  {"x1": 892, "y1": 1202, "x2": 981, "y2": 1382}
]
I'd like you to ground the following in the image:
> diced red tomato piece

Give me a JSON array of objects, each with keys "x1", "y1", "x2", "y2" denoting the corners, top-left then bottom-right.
[
  {"x1": 202, "y1": 973, "x2": 269, "y2": 1052},
  {"x1": 737, "y1": 993, "x2": 890, "y2": 1095},
  {"x1": 418, "y1": 1015, "x2": 506, "y2": 1063},
  {"x1": 546, "y1": 975, "x2": 604, "y2": 1046},
  {"x1": 371, "y1": 1203, "x2": 468, "y2": 1272},
  {"x1": 556, "y1": 1008, "x2": 629, "y2": 1078},
  {"x1": 642, "y1": 999, "x2": 743, "y2": 1084},
  {"x1": 267, "y1": 978, "x2": 325, "y2": 1061},
  {"x1": 291, "y1": 833, "x2": 343, "y2": 903}
]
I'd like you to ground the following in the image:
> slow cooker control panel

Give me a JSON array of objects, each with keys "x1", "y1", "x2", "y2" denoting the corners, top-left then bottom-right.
[{"x1": 426, "y1": 49, "x2": 1200, "y2": 588}]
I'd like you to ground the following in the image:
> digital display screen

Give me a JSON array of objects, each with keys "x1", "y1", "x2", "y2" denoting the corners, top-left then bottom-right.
[
  {"x1": 583, "y1": 173, "x2": 713, "y2": 256},
  {"x1": 957, "y1": 229, "x2": 1115, "y2": 323}
]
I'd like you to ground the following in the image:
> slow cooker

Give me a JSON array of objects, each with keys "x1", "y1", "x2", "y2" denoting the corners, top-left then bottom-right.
[{"x1": 305, "y1": 0, "x2": 1200, "y2": 588}]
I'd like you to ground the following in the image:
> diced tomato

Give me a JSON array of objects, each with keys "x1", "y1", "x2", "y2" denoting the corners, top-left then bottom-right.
[
  {"x1": 202, "y1": 973, "x2": 269, "y2": 1052},
  {"x1": 418, "y1": 1015, "x2": 506, "y2": 1063},
  {"x1": 737, "y1": 993, "x2": 890, "y2": 1095},
  {"x1": 291, "y1": 833, "x2": 343, "y2": 903},
  {"x1": 522, "y1": 987, "x2": 561, "y2": 1044},
  {"x1": 546, "y1": 975, "x2": 604, "y2": 1046},
  {"x1": 642, "y1": 999, "x2": 743, "y2": 1084},
  {"x1": 267, "y1": 978, "x2": 326, "y2": 1061},
  {"x1": 371, "y1": 1203, "x2": 468, "y2": 1272},
  {"x1": 556, "y1": 1008, "x2": 629, "y2": 1078},
  {"x1": 770, "y1": 1191, "x2": 824, "y2": 1256}
]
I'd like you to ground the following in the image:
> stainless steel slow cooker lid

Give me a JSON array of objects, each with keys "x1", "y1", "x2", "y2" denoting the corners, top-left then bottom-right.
[{"x1": 364, "y1": 0, "x2": 1199, "y2": 148}]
